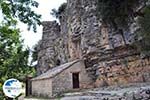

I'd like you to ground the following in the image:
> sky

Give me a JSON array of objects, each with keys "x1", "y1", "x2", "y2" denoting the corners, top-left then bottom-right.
[{"x1": 19, "y1": 0, "x2": 67, "y2": 49}]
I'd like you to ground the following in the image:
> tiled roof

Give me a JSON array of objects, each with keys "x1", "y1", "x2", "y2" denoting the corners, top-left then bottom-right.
[{"x1": 31, "y1": 60, "x2": 80, "y2": 81}]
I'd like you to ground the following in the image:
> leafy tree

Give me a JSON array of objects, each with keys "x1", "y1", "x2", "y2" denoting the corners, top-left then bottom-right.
[
  {"x1": 0, "y1": 24, "x2": 36, "y2": 99},
  {"x1": 0, "y1": 0, "x2": 41, "y2": 32},
  {"x1": 0, "y1": 0, "x2": 41, "y2": 99}
]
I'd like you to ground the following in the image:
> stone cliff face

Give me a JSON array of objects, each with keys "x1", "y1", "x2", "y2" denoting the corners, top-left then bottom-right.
[
  {"x1": 66, "y1": 0, "x2": 101, "y2": 60},
  {"x1": 36, "y1": 0, "x2": 150, "y2": 86},
  {"x1": 36, "y1": 21, "x2": 69, "y2": 75}
]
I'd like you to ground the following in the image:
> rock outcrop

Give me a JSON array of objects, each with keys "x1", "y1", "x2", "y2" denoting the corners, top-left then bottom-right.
[
  {"x1": 36, "y1": 21, "x2": 69, "y2": 75},
  {"x1": 36, "y1": 0, "x2": 150, "y2": 86}
]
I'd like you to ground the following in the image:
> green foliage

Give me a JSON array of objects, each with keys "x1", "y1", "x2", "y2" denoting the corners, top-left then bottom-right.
[
  {"x1": 0, "y1": 84, "x2": 4, "y2": 99},
  {"x1": 0, "y1": 0, "x2": 41, "y2": 32},
  {"x1": 0, "y1": 24, "x2": 36, "y2": 99},
  {"x1": 0, "y1": 0, "x2": 40, "y2": 99},
  {"x1": 51, "y1": 3, "x2": 67, "y2": 19}
]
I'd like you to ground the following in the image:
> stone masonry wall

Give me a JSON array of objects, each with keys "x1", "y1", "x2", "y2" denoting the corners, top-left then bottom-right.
[
  {"x1": 95, "y1": 50, "x2": 150, "y2": 87},
  {"x1": 52, "y1": 61, "x2": 93, "y2": 96},
  {"x1": 32, "y1": 79, "x2": 52, "y2": 98}
]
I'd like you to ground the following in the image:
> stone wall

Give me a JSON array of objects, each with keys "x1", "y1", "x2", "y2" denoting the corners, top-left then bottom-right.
[
  {"x1": 95, "y1": 50, "x2": 150, "y2": 87},
  {"x1": 52, "y1": 61, "x2": 93, "y2": 96},
  {"x1": 32, "y1": 79, "x2": 52, "y2": 98}
]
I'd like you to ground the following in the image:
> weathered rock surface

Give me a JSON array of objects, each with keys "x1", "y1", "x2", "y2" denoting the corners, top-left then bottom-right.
[
  {"x1": 36, "y1": 21, "x2": 69, "y2": 75},
  {"x1": 36, "y1": 0, "x2": 150, "y2": 87},
  {"x1": 61, "y1": 83, "x2": 150, "y2": 100}
]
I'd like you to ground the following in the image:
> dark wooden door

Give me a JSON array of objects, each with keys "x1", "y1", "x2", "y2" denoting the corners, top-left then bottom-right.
[
  {"x1": 26, "y1": 77, "x2": 32, "y2": 96},
  {"x1": 72, "y1": 73, "x2": 79, "y2": 89}
]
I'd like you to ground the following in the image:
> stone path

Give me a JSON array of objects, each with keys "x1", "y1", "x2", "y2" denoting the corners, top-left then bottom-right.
[
  {"x1": 60, "y1": 83, "x2": 150, "y2": 100},
  {"x1": 25, "y1": 83, "x2": 150, "y2": 100}
]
